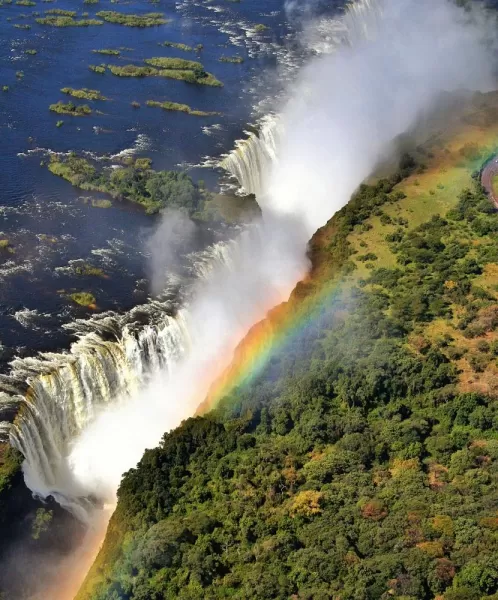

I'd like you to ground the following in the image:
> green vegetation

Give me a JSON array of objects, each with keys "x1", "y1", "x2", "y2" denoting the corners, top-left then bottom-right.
[
  {"x1": 45, "y1": 8, "x2": 76, "y2": 15},
  {"x1": 69, "y1": 292, "x2": 96, "y2": 307},
  {"x1": 77, "y1": 92, "x2": 498, "y2": 600},
  {"x1": 146, "y1": 100, "x2": 218, "y2": 117},
  {"x1": 49, "y1": 101, "x2": 92, "y2": 115},
  {"x1": 84, "y1": 0, "x2": 99, "y2": 3},
  {"x1": 219, "y1": 55, "x2": 244, "y2": 63},
  {"x1": 158, "y1": 41, "x2": 193, "y2": 52},
  {"x1": 36, "y1": 15, "x2": 103, "y2": 26},
  {"x1": 15, "y1": 70, "x2": 23, "y2": 78},
  {"x1": 16, "y1": 0, "x2": 35, "y2": 6},
  {"x1": 24, "y1": 49, "x2": 37, "y2": 55},
  {"x1": 68, "y1": 262, "x2": 106, "y2": 277},
  {"x1": 0, "y1": 445, "x2": 23, "y2": 497},
  {"x1": 31, "y1": 508, "x2": 53, "y2": 540},
  {"x1": 47, "y1": 154, "x2": 202, "y2": 214},
  {"x1": 2, "y1": 86, "x2": 8, "y2": 92},
  {"x1": 61, "y1": 87, "x2": 107, "y2": 100},
  {"x1": 106, "y1": 59, "x2": 223, "y2": 86},
  {"x1": 95, "y1": 10, "x2": 167, "y2": 27},
  {"x1": 107, "y1": 64, "x2": 156, "y2": 77},
  {"x1": 144, "y1": 56, "x2": 204, "y2": 70},
  {"x1": 56, "y1": 120, "x2": 63, "y2": 127},
  {"x1": 254, "y1": 23, "x2": 269, "y2": 32},
  {"x1": 92, "y1": 48, "x2": 120, "y2": 56},
  {"x1": 89, "y1": 64, "x2": 106, "y2": 74}
]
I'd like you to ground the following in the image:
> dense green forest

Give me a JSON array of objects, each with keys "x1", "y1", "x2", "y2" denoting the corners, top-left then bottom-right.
[
  {"x1": 77, "y1": 150, "x2": 498, "y2": 599},
  {"x1": 47, "y1": 155, "x2": 202, "y2": 214}
]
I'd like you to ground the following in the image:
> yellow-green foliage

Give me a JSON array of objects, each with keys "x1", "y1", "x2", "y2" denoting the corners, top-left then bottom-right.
[
  {"x1": 95, "y1": 10, "x2": 167, "y2": 27},
  {"x1": 146, "y1": 99, "x2": 217, "y2": 117},
  {"x1": 61, "y1": 87, "x2": 107, "y2": 101},
  {"x1": 69, "y1": 291, "x2": 96, "y2": 306},
  {"x1": 49, "y1": 101, "x2": 92, "y2": 115},
  {"x1": 36, "y1": 15, "x2": 103, "y2": 26}
]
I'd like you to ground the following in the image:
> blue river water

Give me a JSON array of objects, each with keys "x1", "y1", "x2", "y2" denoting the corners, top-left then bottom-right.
[{"x1": 0, "y1": 0, "x2": 295, "y2": 367}]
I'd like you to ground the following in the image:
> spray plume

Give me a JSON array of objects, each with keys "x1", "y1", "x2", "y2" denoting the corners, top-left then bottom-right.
[{"x1": 11, "y1": 0, "x2": 497, "y2": 534}]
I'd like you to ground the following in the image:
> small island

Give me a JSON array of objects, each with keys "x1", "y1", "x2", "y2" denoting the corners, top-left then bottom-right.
[
  {"x1": 219, "y1": 56, "x2": 244, "y2": 64},
  {"x1": 61, "y1": 87, "x2": 107, "y2": 101},
  {"x1": 49, "y1": 101, "x2": 92, "y2": 115},
  {"x1": 69, "y1": 291, "x2": 96, "y2": 308},
  {"x1": 36, "y1": 15, "x2": 103, "y2": 27},
  {"x1": 95, "y1": 11, "x2": 167, "y2": 27},
  {"x1": 47, "y1": 154, "x2": 202, "y2": 215},
  {"x1": 158, "y1": 41, "x2": 193, "y2": 52},
  {"x1": 107, "y1": 57, "x2": 223, "y2": 86},
  {"x1": 146, "y1": 100, "x2": 219, "y2": 117},
  {"x1": 92, "y1": 48, "x2": 120, "y2": 56},
  {"x1": 89, "y1": 64, "x2": 106, "y2": 74}
]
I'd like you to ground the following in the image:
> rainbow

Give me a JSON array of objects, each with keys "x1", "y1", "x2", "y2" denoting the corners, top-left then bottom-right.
[{"x1": 199, "y1": 266, "x2": 346, "y2": 414}]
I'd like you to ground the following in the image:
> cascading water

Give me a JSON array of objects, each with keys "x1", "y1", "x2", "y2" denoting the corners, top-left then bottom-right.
[
  {"x1": 219, "y1": 0, "x2": 383, "y2": 197},
  {"x1": 220, "y1": 115, "x2": 282, "y2": 197},
  {"x1": 0, "y1": 242, "x2": 232, "y2": 517}
]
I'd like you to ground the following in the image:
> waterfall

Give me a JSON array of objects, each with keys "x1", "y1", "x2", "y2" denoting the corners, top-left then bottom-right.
[
  {"x1": 0, "y1": 243, "x2": 231, "y2": 517},
  {"x1": 220, "y1": 115, "x2": 282, "y2": 197},
  {"x1": 219, "y1": 0, "x2": 383, "y2": 197}
]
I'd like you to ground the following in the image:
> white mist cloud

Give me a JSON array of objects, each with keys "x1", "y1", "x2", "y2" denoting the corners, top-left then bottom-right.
[
  {"x1": 264, "y1": 0, "x2": 496, "y2": 235},
  {"x1": 147, "y1": 209, "x2": 197, "y2": 295},
  {"x1": 65, "y1": 0, "x2": 496, "y2": 503}
]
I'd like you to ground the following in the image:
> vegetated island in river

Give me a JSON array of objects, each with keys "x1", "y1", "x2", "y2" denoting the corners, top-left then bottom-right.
[
  {"x1": 146, "y1": 100, "x2": 219, "y2": 117},
  {"x1": 36, "y1": 13, "x2": 103, "y2": 27},
  {"x1": 49, "y1": 101, "x2": 92, "y2": 116},
  {"x1": 61, "y1": 87, "x2": 107, "y2": 101},
  {"x1": 46, "y1": 154, "x2": 203, "y2": 214},
  {"x1": 95, "y1": 11, "x2": 168, "y2": 27},
  {"x1": 105, "y1": 58, "x2": 223, "y2": 87}
]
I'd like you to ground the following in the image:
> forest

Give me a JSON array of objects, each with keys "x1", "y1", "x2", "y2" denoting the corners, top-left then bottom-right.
[{"x1": 77, "y1": 159, "x2": 498, "y2": 600}]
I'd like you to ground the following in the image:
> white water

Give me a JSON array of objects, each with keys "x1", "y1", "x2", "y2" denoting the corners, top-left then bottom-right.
[{"x1": 1, "y1": 0, "x2": 495, "y2": 523}]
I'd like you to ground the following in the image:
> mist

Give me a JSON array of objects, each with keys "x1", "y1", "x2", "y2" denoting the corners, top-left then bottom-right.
[
  {"x1": 51, "y1": 0, "x2": 495, "y2": 506},
  {"x1": 146, "y1": 209, "x2": 197, "y2": 296}
]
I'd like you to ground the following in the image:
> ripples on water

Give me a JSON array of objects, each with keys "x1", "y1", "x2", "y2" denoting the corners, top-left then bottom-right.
[{"x1": 0, "y1": 0, "x2": 301, "y2": 369}]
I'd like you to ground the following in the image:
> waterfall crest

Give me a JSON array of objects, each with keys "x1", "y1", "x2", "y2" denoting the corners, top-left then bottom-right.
[{"x1": 219, "y1": 0, "x2": 383, "y2": 197}]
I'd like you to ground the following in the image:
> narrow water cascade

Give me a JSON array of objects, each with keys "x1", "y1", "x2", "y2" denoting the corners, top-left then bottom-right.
[{"x1": 220, "y1": 115, "x2": 282, "y2": 197}]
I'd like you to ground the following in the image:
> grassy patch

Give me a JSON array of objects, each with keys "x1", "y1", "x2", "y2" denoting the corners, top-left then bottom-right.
[
  {"x1": 49, "y1": 101, "x2": 92, "y2": 115},
  {"x1": 69, "y1": 292, "x2": 96, "y2": 307},
  {"x1": 146, "y1": 99, "x2": 218, "y2": 117},
  {"x1": 95, "y1": 10, "x2": 167, "y2": 27},
  {"x1": 219, "y1": 55, "x2": 244, "y2": 64},
  {"x1": 47, "y1": 154, "x2": 202, "y2": 215},
  {"x1": 107, "y1": 60, "x2": 223, "y2": 86},
  {"x1": 61, "y1": 87, "x2": 107, "y2": 101},
  {"x1": 36, "y1": 16, "x2": 103, "y2": 26},
  {"x1": 89, "y1": 64, "x2": 106, "y2": 74},
  {"x1": 158, "y1": 41, "x2": 193, "y2": 52},
  {"x1": 92, "y1": 48, "x2": 120, "y2": 56}
]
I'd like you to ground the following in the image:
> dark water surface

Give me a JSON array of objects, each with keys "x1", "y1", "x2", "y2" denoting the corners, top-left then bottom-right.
[{"x1": 0, "y1": 0, "x2": 293, "y2": 367}]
